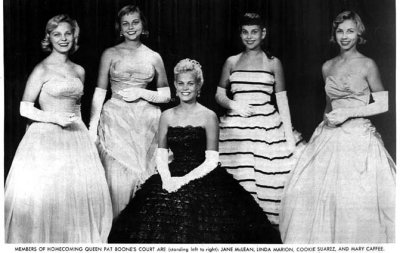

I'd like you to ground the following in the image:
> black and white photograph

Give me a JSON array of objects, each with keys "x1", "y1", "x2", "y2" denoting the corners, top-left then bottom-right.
[{"x1": 1, "y1": 0, "x2": 397, "y2": 250}]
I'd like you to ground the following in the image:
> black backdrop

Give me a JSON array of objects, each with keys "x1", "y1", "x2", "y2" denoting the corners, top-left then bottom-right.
[{"x1": 3, "y1": 0, "x2": 396, "y2": 178}]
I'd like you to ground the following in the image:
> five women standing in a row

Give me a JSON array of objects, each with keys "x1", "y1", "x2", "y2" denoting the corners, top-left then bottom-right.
[{"x1": 4, "y1": 5, "x2": 395, "y2": 244}]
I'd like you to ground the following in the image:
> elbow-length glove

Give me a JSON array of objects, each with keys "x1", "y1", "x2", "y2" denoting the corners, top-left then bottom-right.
[
  {"x1": 119, "y1": 87, "x2": 171, "y2": 103},
  {"x1": 88, "y1": 87, "x2": 107, "y2": 142},
  {"x1": 20, "y1": 101, "x2": 77, "y2": 127},
  {"x1": 166, "y1": 151, "x2": 219, "y2": 193},
  {"x1": 215, "y1": 86, "x2": 253, "y2": 117},
  {"x1": 326, "y1": 91, "x2": 388, "y2": 125},
  {"x1": 156, "y1": 148, "x2": 172, "y2": 190},
  {"x1": 276, "y1": 91, "x2": 296, "y2": 152}
]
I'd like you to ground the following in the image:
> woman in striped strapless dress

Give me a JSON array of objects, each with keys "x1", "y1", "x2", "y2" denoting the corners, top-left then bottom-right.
[{"x1": 215, "y1": 13, "x2": 304, "y2": 227}]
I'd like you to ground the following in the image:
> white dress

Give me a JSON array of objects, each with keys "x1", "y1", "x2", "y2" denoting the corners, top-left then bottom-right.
[
  {"x1": 219, "y1": 54, "x2": 305, "y2": 226},
  {"x1": 97, "y1": 48, "x2": 160, "y2": 218},
  {"x1": 280, "y1": 74, "x2": 396, "y2": 243},
  {"x1": 5, "y1": 76, "x2": 113, "y2": 243}
]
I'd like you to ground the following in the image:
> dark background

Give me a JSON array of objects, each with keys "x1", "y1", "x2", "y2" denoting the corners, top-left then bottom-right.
[{"x1": 3, "y1": 0, "x2": 396, "y2": 178}]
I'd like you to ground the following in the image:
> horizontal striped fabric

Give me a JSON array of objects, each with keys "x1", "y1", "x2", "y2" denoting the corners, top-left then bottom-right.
[{"x1": 219, "y1": 70, "x2": 305, "y2": 225}]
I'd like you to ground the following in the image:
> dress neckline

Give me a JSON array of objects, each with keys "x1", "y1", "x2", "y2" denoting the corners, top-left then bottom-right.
[
  {"x1": 230, "y1": 52, "x2": 274, "y2": 75},
  {"x1": 168, "y1": 125, "x2": 205, "y2": 130}
]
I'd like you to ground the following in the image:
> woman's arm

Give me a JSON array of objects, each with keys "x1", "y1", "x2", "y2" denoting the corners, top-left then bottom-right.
[
  {"x1": 20, "y1": 64, "x2": 76, "y2": 127},
  {"x1": 156, "y1": 110, "x2": 172, "y2": 189},
  {"x1": 326, "y1": 59, "x2": 388, "y2": 125},
  {"x1": 120, "y1": 52, "x2": 171, "y2": 103},
  {"x1": 215, "y1": 56, "x2": 253, "y2": 117},
  {"x1": 71, "y1": 64, "x2": 85, "y2": 119},
  {"x1": 274, "y1": 58, "x2": 295, "y2": 151},
  {"x1": 274, "y1": 57, "x2": 286, "y2": 93},
  {"x1": 321, "y1": 62, "x2": 334, "y2": 125},
  {"x1": 176, "y1": 111, "x2": 219, "y2": 186},
  {"x1": 88, "y1": 49, "x2": 113, "y2": 140}
]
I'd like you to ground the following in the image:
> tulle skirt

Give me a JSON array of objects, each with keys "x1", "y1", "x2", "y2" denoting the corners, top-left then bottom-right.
[
  {"x1": 97, "y1": 98, "x2": 160, "y2": 218},
  {"x1": 5, "y1": 120, "x2": 113, "y2": 243}
]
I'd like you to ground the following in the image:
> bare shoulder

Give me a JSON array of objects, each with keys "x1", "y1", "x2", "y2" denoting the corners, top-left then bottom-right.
[
  {"x1": 32, "y1": 61, "x2": 48, "y2": 76},
  {"x1": 270, "y1": 55, "x2": 280, "y2": 63},
  {"x1": 322, "y1": 58, "x2": 335, "y2": 77},
  {"x1": 270, "y1": 56, "x2": 282, "y2": 68},
  {"x1": 102, "y1": 46, "x2": 119, "y2": 59},
  {"x1": 72, "y1": 63, "x2": 85, "y2": 77},
  {"x1": 160, "y1": 107, "x2": 175, "y2": 122},
  {"x1": 227, "y1": 53, "x2": 242, "y2": 65},
  {"x1": 142, "y1": 45, "x2": 160, "y2": 58},
  {"x1": 198, "y1": 105, "x2": 218, "y2": 124},
  {"x1": 361, "y1": 56, "x2": 377, "y2": 70},
  {"x1": 142, "y1": 45, "x2": 163, "y2": 64}
]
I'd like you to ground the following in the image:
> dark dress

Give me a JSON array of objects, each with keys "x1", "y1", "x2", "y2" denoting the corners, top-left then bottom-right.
[{"x1": 108, "y1": 126, "x2": 282, "y2": 243}]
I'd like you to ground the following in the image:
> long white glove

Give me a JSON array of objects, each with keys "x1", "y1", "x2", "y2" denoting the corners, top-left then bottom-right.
[
  {"x1": 156, "y1": 148, "x2": 172, "y2": 190},
  {"x1": 88, "y1": 87, "x2": 106, "y2": 142},
  {"x1": 167, "y1": 151, "x2": 219, "y2": 193},
  {"x1": 20, "y1": 101, "x2": 77, "y2": 127},
  {"x1": 119, "y1": 87, "x2": 171, "y2": 103},
  {"x1": 326, "y1": 91, "x2": 388, "y2": 125},
  {"x1": 276, "y1": 91, "x2": 296, "y2": 152},
  {"x1": 215, "y1": 86, "x2": 253, "y2": 117}
]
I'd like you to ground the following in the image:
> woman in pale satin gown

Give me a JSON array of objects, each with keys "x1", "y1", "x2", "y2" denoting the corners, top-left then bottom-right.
[
  {"x1": 4, "y1": 14, "x2": 112, "y2": 243},
  {"x1": 280, "y1": 11, "x2": 395, "y2": 244},
  {"x1": 88, "y1": 5, "x2": 170, "y2": 218}
]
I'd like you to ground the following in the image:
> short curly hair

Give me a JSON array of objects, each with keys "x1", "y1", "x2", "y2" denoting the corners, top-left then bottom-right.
[
  {"x1": 174, "y1": 58, "x2": 204, "y2": 86},
  {"x1": 330, "y1": 10, "x2": 366, "y2": 44},
  {"x1": 41, "y1": 14, "x2": 80, "y2": 54}
]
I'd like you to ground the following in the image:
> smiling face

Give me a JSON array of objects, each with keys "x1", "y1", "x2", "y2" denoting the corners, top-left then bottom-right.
[
  {"x1": 49, "y1": 22, "x2": 74, "y2": 54},
  {"x1": 120, "y1": 12, "x2": 143, "y2": 41},
  {"x1": 175, "y1": 71, "x2": 201, "y2": 103},
  {"x1": 335, "y1": 19, "x2": 359, "y2": 51},
  {"x1": 240, "y1": 25, "x2": 266, "y2": 50}
]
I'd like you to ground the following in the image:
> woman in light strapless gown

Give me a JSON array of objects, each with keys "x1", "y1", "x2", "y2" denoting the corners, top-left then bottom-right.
[
  {"x1": 88, "y1": 5, "x2": 170, "y2": 218},
  {"x1": 215, "y1": 13, "x2": 305, "y2": 227},
  {"x1": 4, "y1": 14, "x2": 112, "y2": 243},
  {"x1": 279, "y1": 11, "x2": 395, "y2": 244}
]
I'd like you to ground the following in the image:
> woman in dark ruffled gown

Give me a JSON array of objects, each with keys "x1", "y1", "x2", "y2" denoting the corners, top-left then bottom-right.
[{"x1": 108, "y1": 59, "x2": 282, "y2": 243}]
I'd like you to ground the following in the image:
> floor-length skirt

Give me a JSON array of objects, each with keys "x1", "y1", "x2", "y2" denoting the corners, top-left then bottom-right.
[
  {"x1": 280, "y1": 119, "x2": 396, "y2": 243},
  {"x1": 5, "y1": 120, "x2": 113, "y2": 243}
]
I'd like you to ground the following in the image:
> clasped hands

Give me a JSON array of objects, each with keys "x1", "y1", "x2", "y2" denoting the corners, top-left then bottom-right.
[
  {"x1": 324, "y1": 108, "x2": 351, "y2": 126},
  {"x1": 117, "y1": 87, "x2": 142, "y2": 102},
  {"x1": 231, "y1": 101, "x2": 254, "y2": 117},
  {"x1": 54, "y1": 112, "x2": 78, "y2": 127}
]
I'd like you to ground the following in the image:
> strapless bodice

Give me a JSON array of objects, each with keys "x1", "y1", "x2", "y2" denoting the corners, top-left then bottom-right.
[
  {"x1": 38, "y1": 76, "x2": 83, "y2": 113},
  {"x1": 109, "y1": 61, "x2": 155, "y2": 98},
  {"x1": 325, "y1": 74, "x2": 370, "y2": 110},
  {"x1": 229, "y1": 70, "x2": 275, "y2": 105},
  {"x1": 167, "y1": 126, "x2": 206, "y2": 175}
]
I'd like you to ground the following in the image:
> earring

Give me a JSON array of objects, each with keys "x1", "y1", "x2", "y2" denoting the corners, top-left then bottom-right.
[
  {"x1": 197, "y1": 91, "x2": 201, "y2": 97},
  {"x1": 120, "y1": 32, "x2": 123, "y2": 37}
]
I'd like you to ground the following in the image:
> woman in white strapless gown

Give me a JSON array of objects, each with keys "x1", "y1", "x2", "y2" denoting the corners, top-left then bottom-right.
[
  {"x1": 88, "y1": 5, "x2": 170, "y2": 218},
  {"x1": 4, "y1": 14, "x2": 112, "y2": 243},
  {"x1": 279, "y1": 11, "x2": 395, "y2": 244}
]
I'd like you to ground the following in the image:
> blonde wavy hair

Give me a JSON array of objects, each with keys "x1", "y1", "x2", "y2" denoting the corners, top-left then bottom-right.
[
  {"x1": 330, "y1": 11, "x2": 366, "y2": 44},
  {"x1": 173, "y1": 58, "x2": 204, "y2": 86},
  {"x1": 41, "y1": 14, "x2": 80, "y2": 54}
]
